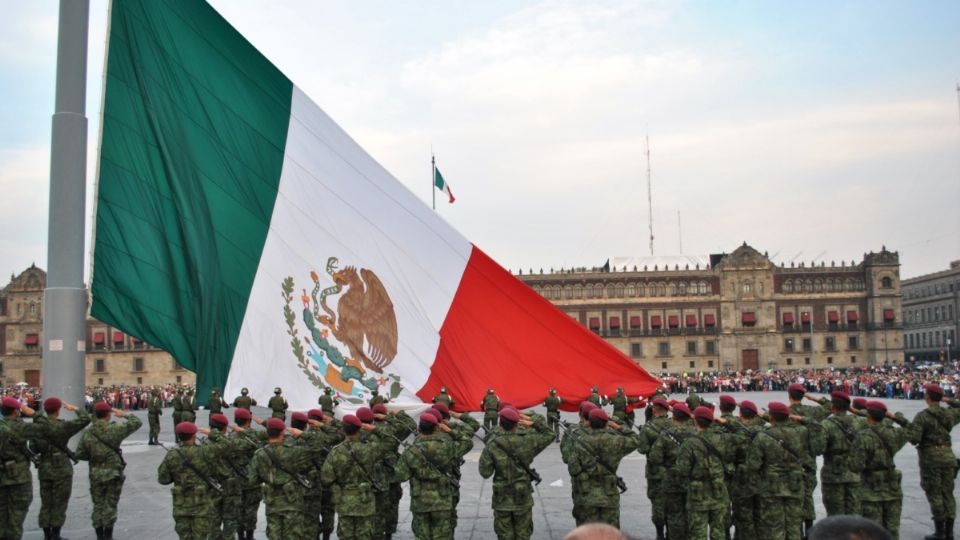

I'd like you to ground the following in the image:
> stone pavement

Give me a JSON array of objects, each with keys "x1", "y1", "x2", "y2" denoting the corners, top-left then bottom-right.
[{"x1": 16, "y1": 391, "x2": 960, "y2": 539}]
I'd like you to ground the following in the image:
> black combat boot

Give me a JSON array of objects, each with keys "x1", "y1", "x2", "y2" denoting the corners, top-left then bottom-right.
[
  {"x1": 654, "y1": 524, "x2": 665, "y2": 540},
  {"x1": 95, "y1": 527, "x2": 104, "y2": 540},
  {"x1": 104, "y1": 525, "x2": 114, "y2": 539},
  {"x1": 322, "y1": 532, "x2": 331, "y2": 540},
  {"x1": 246, "y1": 529, "x2": 256, "y2": 539},
  {"x1": 237, "y1": 533, "x2": 244, "y2": 540},
  {"x1": 925, "y1": 520, "x2": 946, "y2": 540},
  {"x1": 946, "y1": 518, "x2": 955, "y2": 540},
  {"x1": 53, "y1": 526, "x2": 68, "y2": 540},
  {"x1": 804, "y1": 519, "x2": 814, "y2": 539},
  {"x1": 43, "y1": 527, "x2": 53, "y2": 539}
]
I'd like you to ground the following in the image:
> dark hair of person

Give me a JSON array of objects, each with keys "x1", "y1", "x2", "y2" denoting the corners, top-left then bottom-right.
[
  {"x1": 770, "y1": 411, "x2": 789, "y2": 423},
  {"x1": 177, "y1": 432, "x2": 194, "y2": 443},
  {"x1": 343, "y1": 423, "x2": 360, "y2": 436},
  {"x1": 719, "y1": 403, "x2": 736, "y2": 414},
  {"x1": 500, "y1": 418, "x2": 517, "y2": 430},
  {"x1": 95, "y1": 410, "x2": 110, "y2": 420},
  {"x1": 695, "y1": 417, "x2": 712, "y2": 429},
  {"x1": 644, "y1": 406, "x2": 654, "y2": 421},
  {"x1": 589, "y1": 418, "x2": 606, "y2": 429},
  {"x1": 236, "y1": 418, "x2": 250, "y2": 428},
  {"x1": 741, "y1": 409, "x2": 757, "y2": 419},
  {"x1": 867, "y1": 409, "x2": 885, "y2": 422},
  {"x1": 831, "y1": 398, "x2": 850, "y2": 412},
  {"x1": 266, "y1": 427, "x2": 284, "y2": 438},
  {"x1": 0, "y1": 406, "x2": 15, "y2": 417},
  {"x1": 291, "y1": 419, "x2": 307, "y2": 430},
  {"x1": 211, "y1": 420, "x2": 227, "y2": 430},
  {"x1": 806, "y1": 514, "x2": 893, "y2": 540},
  {"x1": 419, "y1": 421, "x2": 436, "y2": 435},
  {"x1": 788, "y1": 390, "x2": 804, "y2": 401},
  {"x1": 929, "y1": 392, "x2": 942, "y2": 402},
  {"x1": 673, "y1": 411, "x2": 689, "y2": 421}
]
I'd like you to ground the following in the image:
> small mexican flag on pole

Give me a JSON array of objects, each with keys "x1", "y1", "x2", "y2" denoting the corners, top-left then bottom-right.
[{"x1": 432, "y1": 155, "x2": 455, "y2": 209}]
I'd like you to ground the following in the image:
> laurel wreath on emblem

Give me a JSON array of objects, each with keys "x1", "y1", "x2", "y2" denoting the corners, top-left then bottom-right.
[{"x1": 281, "y1": 257, "x2": 404, "y2": 404}]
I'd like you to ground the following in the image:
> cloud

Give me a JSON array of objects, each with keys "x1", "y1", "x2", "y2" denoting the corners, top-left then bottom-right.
[{"x1": 0, "y1": 146, "x2": 50, "y2": 280}]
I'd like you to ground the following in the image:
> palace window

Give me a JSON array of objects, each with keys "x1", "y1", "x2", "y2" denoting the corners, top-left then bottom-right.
[
  {"x1": 881, "y1": 277, "x2": 893, "y2": 289},
  {"x1": 848, "y1": 336, "x2": 859, "y2": 350},
  {"x1": 825, "y1": 336, "x2": 836, "y2": 351},
  {"x1": 631, "y1": 343, "x2": 642, "y2": 358},
  {"x1": 783, "y1": 280, "x2": 793, "y2": 293},
  {"x1": 705, "y1": 341, "x2": 716, "y2": 354},
  {"x1": 658, "y1": 342, "x2": 670, "y2": 356},
  {"x1": 94, "y1": 358, "x2": 106, "y2": 373},
  {"x1": 132, "y1": 357, "x2": 145, "y2": 372},
  {"x1": 687, "y1": 341, "x2": 697, "y2": 354},
  {"x1": 802, "y1": 338, "x2": 812, "y2": 352},
  {"x1": 784, "y1": 338, "x2": 795, "y2": 352}
]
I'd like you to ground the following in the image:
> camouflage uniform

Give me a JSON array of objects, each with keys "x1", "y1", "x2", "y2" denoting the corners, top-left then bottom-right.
[
  {"x1": 158, "y1": 440, "x2": 222, "y2": 539},
  {"x1": 318, "y1": 390, "x2": 339, "y2": 416},
  {"x1": 76, "y1": 413, "x2": 143, "y2": 533},
  {"x1": 744, "y1": 421, "x2": 808, "y2": 540},
  {"x1": 587, "y1": 389, "x2": 602, "y2": 407},
  {"x1": 482, "y1": 391, "x2": 500, "y2": 432},
  {"x1": 207, "y1": 390, "x2": 228, "y2": 414},
  {"x1": 232, "y1": 427, "x2": 268, "y2": 536},
  {"x1": 298, "y1": 422, "x2": 343, "y2": 540},
  {"x1": 648, "y1": 419, "x2": 695, "y2": 540},
  {"x1": 181, "y1": 392, "x2": 197, "y2": 423},
  {"x1": 432, "y1": 390, "x2": 455, "y2": 410},
  {"x1": 248, "y1": 438, "x2": 313, "y2": 540},
  {"x1": 674, "y1": 428, "x2": 733, "y2": 540},
  {"x1": 380, "y1": 412, "x2": 417, "y2": 538},
  {"x1": 172, "y1": 390, "x2": 184, "y2": 429},
  {"x1": 368, "y1": 392, "x2": 387, "y2": 407},
  {"x1": 789, "y1": 398, "x2": 829, "y2": 526},
  {"x1": 565, "y1": 419, "x2": 641, "y2": 527},
  {"x1": 31, "y1": 407, "x2": 90, "y2": 533},
  {"x1": 147, "y1": 390, "x2": 163, "y2": 444},
  {"x1": 445, "y1": 413, "x2": 481, "y2": 535},
  {"x1": 205, "y1": 429, "x2": 243, "y2": 540},
  {"x1": 0, "y1": 413, "x2": 44, "y2": 540},
  {"x1": 479, "y1": 413, "x2": 554, "y2": 540},
  {"x1": 544, "y1": 392, "x2": 561, "y2": 441},
  {"x1": 729, "y1": 416, "x2": 766, "y2": 540},
  {"x1": 321, "y1": 435, "x2": 387, "y2": 540},
  {"x1": 232, "y1": 391, "x2": 256, "y2": 411},
  {"x1": 608, "y1": 390, "x2": 628, "y2": 424},
  {"x1": 267, "y1": 393, "x2": 288, "y2": 420},
  {"x1": 820, "y1": 413, "x2": 863, "y2": 515},
  {"x1": 906, "y1": 400, "x2": 960, "y2": 530},
  {"x1": 637, "y1": 412, "x2": 672, "y2": 537},
  {"x1": 852, "y1": 412, "x2": 911, "y2": 539}
]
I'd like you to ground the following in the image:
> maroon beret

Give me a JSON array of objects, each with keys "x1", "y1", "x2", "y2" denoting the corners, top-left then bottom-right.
[
  {"x1": 830, "y1": 391, "x2": 850, "y2": 403},
  {"x1": 866, "y1": 401, "x2": 887, "y2": 413},
  {"x1": 588, "y1": 408, "x2": 609, "y2": 422},
  {"x1": 498, "y1": 402, "x2": 513, "y2": 411},
  {"x1": 739, "y1": 400, "x2": 758, "y2": 414},
  {"x1": 719, "y1": 395, "x2": 737, "y2": 407},
  {"x1": 652, "y1": 398, "x2": 670, "y2": 410},
  {"x1": 265, "y1": 418, "x2": 286, "y2": 431},
  {"x1": 432, "y1": 402, "x2": 449, "y2": 417},
  {"x1": 356, "y1": 407, "x2": 375, "y2": 423},
  {"x1": 342, "y1": 414, "x2": 362, "y2": 428},
  {"x1": 852, "y1": 398, "x2": 867, "y2": 409},
  {"x1": 43, "y1": 397, "x2": 63, "y2": 413},
  {"x1": 291, "y1": 412, "x2": 308, "y2": 423},
  {"x1": 175, "y1": 422, "x2": 198, "y2": 436},
  {"x1": 694, "y1": 406, "x2": 714, "y2": 421},
  {"x1": 307, "y1": 409, "x2": 324, "y2": 420},
  {"x1": 372, "y1": 403, "x2": 388, "y2": 415},
  {"x1": 419, "y1": 411, "x2": 439, "y2": 425},
  {"x1": 768, "y1": 401, "x2": 790, "y2": 415},
  {"x1": 499, "y1": 407, "x2": 520, "y2": 422},
  {"x1": 925, "y1": 384, "x2": 944, "y2": 397},
  {"x1": 580, "y1": 401, "x2": 598, "y2": 413},
  {"x1": 234, "y1": 408, "x2": 252, "y2": 421},
  {"x1": 94, "y1": 402, "x2": 112, "y2": 413},
  {"x1": 787, "y1": 383, "x2": 806, "y2": 394},
  {"x1": 672, "y1": 403, "x2": 691, "y2": 418},
  {"x1": 210, "y1": 413, "x2": 229, "y2": 426},
  {"x1": 2, "y1": 396, "x2": 21, "y2": 409}
]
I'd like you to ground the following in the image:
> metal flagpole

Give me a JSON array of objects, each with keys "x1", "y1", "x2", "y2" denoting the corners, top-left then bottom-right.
[
  {"x1": 432, "y1": 154, "x2": 436, "y2": 211},
  {"x1": 43, "y1": 0, "x2": 90, "y2": 409}
]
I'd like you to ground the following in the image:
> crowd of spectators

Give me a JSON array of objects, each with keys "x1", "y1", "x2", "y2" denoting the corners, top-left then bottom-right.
[{"x1": 0, "y1": 383, "x2": 196, "y2": 412}]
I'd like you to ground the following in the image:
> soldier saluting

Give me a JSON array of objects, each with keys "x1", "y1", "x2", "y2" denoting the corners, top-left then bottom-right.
[
  {"x1": 31, "y1": 397, "x2": 90, "y2": 540},
  {"x1": 906, "y1": 383, "x2": 960, "y2": 540}
]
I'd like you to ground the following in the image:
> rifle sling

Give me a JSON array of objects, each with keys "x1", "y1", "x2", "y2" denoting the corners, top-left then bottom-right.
[
  {"x1": 491, "y1": 437, "x2": 540, "y2": 484},
  {"x1": 173, "y1": 448, "x2": 222, "y2": 493},
  {"x1": 344, "y1": 442, "x2": 383, "y2": 491},
  {"x1": 88, "y1": 430, "x2": 126, "y2": 469}
]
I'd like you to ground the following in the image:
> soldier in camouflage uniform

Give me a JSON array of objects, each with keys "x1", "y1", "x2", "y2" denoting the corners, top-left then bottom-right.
[
  {"x1": 0, "y1": 396, "x2": 41, "y2": 540},
  {"x1": 587, "y1": 386, "x2": 602, "y2": 407},
  {"x1": 730, "y1": 400, "x2": 765, "y2": 540},
  {"x1": 478, "y1": 407, "x2": 554, "y2": 540},
  {"x1": 788, "y1": 383, "x2": 829, "y2": 535},
  {"x1": 368, "y1": 389, "x2": 388, "y2": 408},
  {"x1": 637, "y1": 398, "x2": 672, "y2": 540},
  {"x1": 430, "y1": 400, "x2": 481, "y2": 536},
  {"x1": 206, "y1": 413, "x2": 243, "y2": 540},
  {"x1": 231, "y1": 407, "x2": 267, "y2": 539},
  {"x1": 607, "y1": 387, "x2": 629, "y2": 424},
  {"x1": 817, "y1": 391, "x2": 863, "y2": 516},
  {"x1": 267, "y1": 388, "x2": 288, "y2": 420},
  {"x1": 544, "y1": 388, "x2": 562, "y2": 442},
  {"x1": 561, "y1": 400, "x2": 599, "y2": 527},
  {"x1": 76, "y1": 401, "x2": 143, "y2": 539},
  {"x1": 850, "y1": 398, "x2": 871, "y2": 431},
  {"x1": 232, "y1": 388, "x2": 257, "y2": 411},
  {"x1": 32, "y1": 397, "x2": 90, "y2": 540},
  {"x1": 207, "y1": 388, "x2": 229, "y2": 416},
  {"x1": 906, "y1": 383, "x2": 960, "y2": 540},
  {"x1": 649, "y1": 403, "x2": 695, "y2": 540},
  {"x1": 301, "y1": 409, "x2": 344, "y2": 540},
  {"x1": 355, "y1": 406, "x2": 393, "y2": 539},
  {"x1": 851, "y1": 400, "x2": 911, "y2": 539},
  {"x1": 395, "y1": 410, "x2": 473, "y2": 539},
  {"x1": 173, "y1": 387, "x2": 185, "y2": 430},
  {"x1": 432, "y1": 387, "x2": 455, "y2": 410},
  {"x1": 321, "y1": 414, "x2": 384, "y2": 540},
  {"x1": 158, "y1": 421, "x2": 221, "y2": 540},
  {"x1": 147, "y1": 388, "x2": 163, "y2": 445},
  {"x1": 674, "y1": 406, "x2": 733, "y2": 540},
  {"x1": 248, "y1": 417, "x2": 313, "y2": 540},
  {"x1": 318, "y1": 387, "x2": 339, "y2": 416},
  {"x1": 743, "y1": 401, "x2": 807, "y2": 540},
  {"x1": 182, "y1": 389, "x2": 198, "y2": 424},
  {"x1": 373, "y1": 403, "x2": 417, "y2": 540},
  {"x1": 565, "y1": 407, "x2": 641, "y2": 528},
  {"x1": 482, "y1": 389, "x2": 500, "y2": 433}
]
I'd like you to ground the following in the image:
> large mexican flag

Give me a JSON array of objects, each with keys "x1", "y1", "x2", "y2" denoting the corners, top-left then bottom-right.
[{"x1": 91, "y1": 0, "x2": 659, "y2": 411}]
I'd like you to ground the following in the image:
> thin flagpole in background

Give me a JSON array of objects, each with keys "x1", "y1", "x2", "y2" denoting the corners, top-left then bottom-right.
[{"x1": 432, "y1": 153, "x2": 436, "y2": 211}]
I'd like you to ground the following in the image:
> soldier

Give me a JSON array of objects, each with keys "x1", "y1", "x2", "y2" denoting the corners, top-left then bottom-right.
[
  {"x1": 0, "y1": 396, "x2": 40, "y2": 540},
  {"x1": 478, "y1": 407, "x2": 554, "y2": 540},
  {"x1": 850, "y1": 398, "x2": 871, "y2": 431},
  {"x1": 32, "y1": 397, "x2": 90, "y2": 540},
  {"x1": 544, "y1": 388, "x2": 562, "y2": 442},
  {"x1": 431, "y1": 402, "x2": 481, "y2": 537},
  {"x1": 248, "y1": 417, "x2": 312, "y2": 540},
  {"x1": 432, "y1": 387, "x2": 455, "y2": 410},
  {"x1": 147, "y1": 387, "x2": 163, "y2": 445},
  {"x1": 789, "y1": 383, "x2": 829, "y2": 535},
  {"x1": 182, "y1": 388, "x2": 198, "y2": 424},
  {"x1": 818, "y1": 391, "x2": 863, "y2": 516},
  {"x1": 395, "y1": 410, "x2": 472, "y2": 540},
  {"x1": 608, "y1": 387, "x2": 629, "y2": 424},
  {"x1": 674, "y1": 406, "x2": 733, "y2": 540},
  {"x1": 587, "y1": 386, "x2": 602, "y2": 407},
  {"x1": 482, "y1": 388, "x2": 500, "y2": 433},
  {"x1": 649, "y1": 403, "x2": 695, "y2": 540},
  {"x1": 232, "y1": 388, "x2": 257, "y2": 411},
  {"x1": 373, "y1": 403, "x2": 417, "y2": 540},
  {"x1": 354, "y1": 406, "x2": 393, "y2": 539},
  {"x1": 231, "y1": 407, "x2": 267, "y2": 540},
  {"x1": 743, "y1": 401, "x2": 807, "y2": 540},
  {"x1": 906, "y1": 383, "x2": 960, "y2": 540},
  {"x1": 320, "y1": 414, "x2": 383, "y2": 540},
  {"x1": 318, "y1": 387, "x2": 339, "y2": 416},
  {"x1": 368, "y1": 389, "x2": 388, "y2": 407},
  {"x1": 207, "y1": 388, "x2": 229, "y2": 416},
  {"x1": 561, "y1": 401, "x2": 598, "y2": 526},
  {"x1": 206, "y1": 412, "x2": 243, "y2": 540},
  {"x1": 158, "y1": 421, "x2": 221, "y2": 540},
  {"x1": 637, "y1": 398, "x2": 672, "y2": 540},
  {"x1": 300, "y1": 409, "x2": 343, "y2": 540},
  {"x1": 267, "y1": 387, "x2": 288, "y2": 420},
  {"x1": 76, "y1": 401, "x2": 143, "y2": 539},
  {"x1": 566, "y1": 407, "x2": 641, "y2": 527},
  {"x1": 731, "y1": 400, "x2": 765, "y2": 540},
  {"x1": 173, "y1": 387, "x2": 185, "y2": 430},
  {"x1": 852, "y1": 401, "x2": 911, "y2": 539}
]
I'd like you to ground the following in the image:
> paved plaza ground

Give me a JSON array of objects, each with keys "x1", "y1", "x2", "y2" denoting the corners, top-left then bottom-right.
[{"x1": 17, "y1": 391, "x2": 960, "y2": 539}]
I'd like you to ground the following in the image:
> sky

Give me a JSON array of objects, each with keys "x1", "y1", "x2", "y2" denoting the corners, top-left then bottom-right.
[{"x1": 2, "y1": 0, "x2": 959, "y2": 286}]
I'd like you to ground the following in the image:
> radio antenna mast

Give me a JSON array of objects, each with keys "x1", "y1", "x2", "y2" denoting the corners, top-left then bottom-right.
[
  {"x1": 677, "y1": 210, "x2": 683, "y2": 254},
  {"x1": 646, "y1": 135, "x2": 654, "y2": 255}
]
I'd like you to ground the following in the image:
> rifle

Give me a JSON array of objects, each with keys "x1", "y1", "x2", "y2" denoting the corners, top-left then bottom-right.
[
  {"x1": 388, "y1": 432, "x2": 460, "y2": 488},
  {"x1": 758, "y1": 430, "x2": 815, "y2": 474},
  {"x1": 262, "y1": 445, "x2": 312, "y2": 489},
  {"x1": 637, "y1": 421, "x2": 685, "y2": 447},
  {"x1": 344, "y1": 442, "x2": 384, "y2": 492},
  {"x1": 490, "y1": 436, "x2": 542, "y2": 485},
  {"x1": 1, "y1": 435, "x2": 40, "y2": 467},
  {"x1": 827, "y1": 416, "x2": 858, "y2": 444},
  {"x1": 88, "y1": 429, "x2": 126, "y2": 470},
  {"x1": 558, "y1": 422, "x2": 627, "y2": 493},
  {"x1": 159, "y1": 443, "x2": 224, "y2": 494}
]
